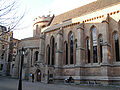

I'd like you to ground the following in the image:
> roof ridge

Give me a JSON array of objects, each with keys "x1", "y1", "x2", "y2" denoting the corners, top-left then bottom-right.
[{"x1": 50, "y1": 0, "x2": 120, "y2": 26}]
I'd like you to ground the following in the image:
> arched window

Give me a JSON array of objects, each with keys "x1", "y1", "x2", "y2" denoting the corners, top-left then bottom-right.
[
  {"x1": 2, "y1": 44, "x2": 5, "y2": 49},
  {"x1": 12, "y1": 64, "x2": 14, "y2": 68},
  {"x1": 86, "y1": 38, "x2": 90, "y2": 63},
  {"x1": 42, "y1": 25, "x2": 46, "y2": 28},
  {"x1": 35, "y1": 51, "x2": 39, "y2": 61},
  {"x1": 92, "y1": 27, "x2": 98, "y2": 63},
  {"x1": 0, "y1": 64, "x2": 3, "y2": 70},
  {"x1": 114, "y1": 34, "x2": 120, "y2": 61},
  {"x1": 74, "y1": 39, "x2": 77, "y2": 64},
  {"x1": 69, "y1": 32, "x2": 74, "y2": 64},
  {"x1": 64, "y1": 42, "x2": 68, "y2": 65},
  {"x1": 54, "y1": 43, "x2": 57, "y2": 65},
  {"x1": 36, "y1": 25, "x2": 39, "y2": 34},
  {"x1": 47, "y1": 45, "x2": 50, "y2": 65},
  {"x1": 99, "y1": 36, "x2": 103, "y2": 63},
  {"x1": 76, "y1": 40, "x2": 78, "y2": 48},
  {"x1": 1, "y1": 53, "x2": 4, "y2": 59},
  {"x1": 51, "y1": 37, "x2": 55, "y2": 65}
]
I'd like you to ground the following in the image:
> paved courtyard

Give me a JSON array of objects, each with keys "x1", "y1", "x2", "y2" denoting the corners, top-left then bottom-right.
[{"x1": 0, "y1": 77, "x2": 120, "y2": 90}]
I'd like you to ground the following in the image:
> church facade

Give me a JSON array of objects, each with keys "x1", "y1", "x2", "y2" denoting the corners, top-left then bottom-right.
[{"x1": 13, "y1": 0, "x2": 120, "y2": 85}]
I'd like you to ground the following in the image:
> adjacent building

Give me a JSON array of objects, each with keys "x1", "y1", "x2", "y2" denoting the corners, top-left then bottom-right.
[
  {"x1": 0, "y1": 25, "x2": 12, "y2": 76},
  {"x1": 0, "y1": 25, "x2": 19, "y2": 76},
  {"x1": 9, "y1": 38, "x2": 19, "y2": 76}
]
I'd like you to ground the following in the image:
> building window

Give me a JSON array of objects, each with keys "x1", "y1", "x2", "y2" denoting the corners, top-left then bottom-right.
[
  {"x1": 49, "y1": 74, "x2": 53, "y2": 78},
  {"x1": 2, "y1": 44, "x2": 5, "y2": 49},
  {"x1": 114, "y1": 34, "x2": 120, "y2": 61},
  {"x1": 42, "y1": 25, "x2": 46, "y2": 28},
  {"x1": 69, "y1": 32, "x2": 74, "y2": 64},
  {"x1": 74, "y1": 39, "x2": 77, "y2": 64},
  {"x1": 92, "y1": 27, "x2": 98, "y2": 63},
  {"x1": 51, "y1": 37, "x2": 55, "y2": 65},
  {"x1": 0, "y1": 64, "x2": 3, "y2": 70},
  {"x1": 87, "y1": 39, "x2": 90, "y2": 63},
  {"x1": 12, "y1": 64, "x2": 14, "y2": 68},
  {"x1": 64, "y1": 42, "x2": 68, "y2": 65},
  {"x1": 76, "y1": 41, "x2": 77, "y2": 48},
  {"x1": 14, "y1": 43, "x2": 16, "y2": 47},
  {"x1": 1, "y1": 53, "x2": 4, "y2": 59},
  {"x1": 47, "y1": 45, "x2": 50, "y2": 65},
  {"x1": 35, "y1": 51, "x2": 39, "y2": 61},
  {"x1": 99, "y1": 36, "x2": 103, "y2": 63}
]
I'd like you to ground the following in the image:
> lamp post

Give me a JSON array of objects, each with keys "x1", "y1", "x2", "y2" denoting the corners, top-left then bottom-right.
[{"x1": 18, "y1": 47, "x2": 24, "y2": 90}]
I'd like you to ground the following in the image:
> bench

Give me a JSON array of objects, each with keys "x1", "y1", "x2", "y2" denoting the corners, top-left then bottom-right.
[{"x1": 64, "y1": 78, "x2": 74, "y2": 83}]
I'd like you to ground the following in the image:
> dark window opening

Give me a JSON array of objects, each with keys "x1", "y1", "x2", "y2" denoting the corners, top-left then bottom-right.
[
  {"x1": 35, "y1": 51, "x2": 39, "y2": 61},
  {"x1": 51, "y1": 37, "x2": 55, "y2": 65},
  {"x1": 2, "y1": 45, "x2": 5, "y2": 49},
  {"x1": 70, "y1": 33, "x2": 74, "y2": 64},
  {"x1": 49, "y1": 74, "x2": 53, "y2": 78},
  {"x1": 92, "y1": 27, "x2": 98, "y2": 63},
  {"x1": 0, "y1": 64, "x2": 3, "y2": 70},
  {"x1": 76, "y1": 41, "x2": 77, "y2": 48},
  {"x1": 12, "y1": 64, "x2": 14, "y2": 68},
  {"x1": 42, "y1": 25, "x2": 46, "y2": 28},
  {"x1": 48, "y1": 46, "x2": 50, "y2": 65},
  {"x1": 114, "y1": 34, "x2": 120, "y2": 61},
  {"x1": 1, "y1": 53, "x2": 4, "y2": 59},
  {"x1": 100, "y1": 36, "x2": 103, "y2": 63},
  {"x1": 87, "y1": 39, "x2": 90, "y2": 63},
  {"x1": 93, "y1": 46, "x2": 97, "y2": 63},
  {"x1": 65, "y1": 43, "x2": 68, "y2": 65}
]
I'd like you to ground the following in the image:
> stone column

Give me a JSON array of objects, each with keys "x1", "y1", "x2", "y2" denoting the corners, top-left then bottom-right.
[
  {"x1": 101, "y1": 16, "x2": 111, "y2": 85},
  {"x1": 54, "y1": 28, "x2": 63, "y2": 81},
  {"x1": 25, "y1": 48, "x2": 30, "y2": 80},
  {"x1": 44, "y1": 65, "x2": 49, "y2": 83},
  {"x1": 75, "y1": 23, "x2": 85, "y2": 83},
  {"x1": 101, "y1": 17, "x2": 111, "y2": 65},
  {"x1": 55, "y1": 28, "x2": 63, "y2": 67},
  {"x1": 38, "y1": 33, "x2": 45, "y2": 63},
  {"x1": 28, "y1": 48, "x2": 33, "y2": 81},
  {"x1": 76, "y1": 23, "x2": 85, "y2": 66},
  {"x1": 12, "y1": 50, "x2": 20, "y2": 78}
]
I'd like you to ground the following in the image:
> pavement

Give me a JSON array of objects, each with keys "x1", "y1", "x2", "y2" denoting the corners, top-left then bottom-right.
[{"x1": 0, "y1": 76, "x2": 120, "y2": 90}]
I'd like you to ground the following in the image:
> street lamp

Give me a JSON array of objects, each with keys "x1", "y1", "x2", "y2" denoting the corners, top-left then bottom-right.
[{"x1": 18, "y1": 47, "x2": 25, "y2": 90}]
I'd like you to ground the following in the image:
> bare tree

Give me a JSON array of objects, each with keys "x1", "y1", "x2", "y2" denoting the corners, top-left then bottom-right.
[{"x1": 0, "y1": 0, "x2": 26, "y2": 36}]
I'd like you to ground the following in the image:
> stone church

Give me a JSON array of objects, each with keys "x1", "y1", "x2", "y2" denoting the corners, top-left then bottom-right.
[{"x1": 12, "y1": 0, "x2": 120, "y2": 85}]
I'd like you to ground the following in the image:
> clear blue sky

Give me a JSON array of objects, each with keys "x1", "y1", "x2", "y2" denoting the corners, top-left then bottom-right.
[{"x1": 13, "y1": 0, "x2": 96, "y2": 40}]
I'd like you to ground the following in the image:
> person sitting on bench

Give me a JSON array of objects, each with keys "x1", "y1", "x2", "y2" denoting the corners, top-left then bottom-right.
[{"x1": 68, "y1": 76, "x2": 73, "y2": 83}]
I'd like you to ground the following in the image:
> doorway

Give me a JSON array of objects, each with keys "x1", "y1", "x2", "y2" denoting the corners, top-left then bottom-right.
[{"x1": 36, "y1": 69, "x2": 41, "y2": 82}]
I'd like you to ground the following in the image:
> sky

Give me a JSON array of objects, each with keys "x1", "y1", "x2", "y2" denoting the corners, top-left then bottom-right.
[{"x1": 13, "y1": 0, "x2": 97, "y2": 40}]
